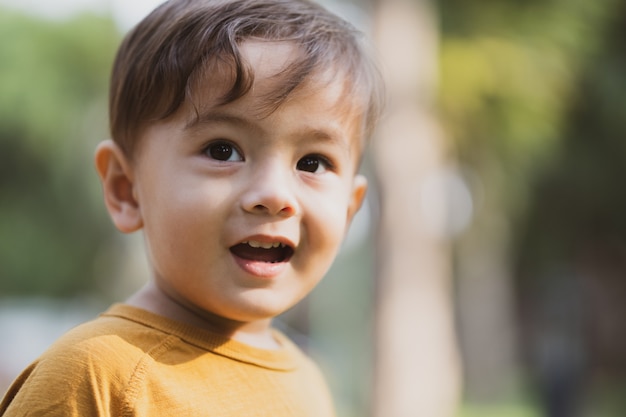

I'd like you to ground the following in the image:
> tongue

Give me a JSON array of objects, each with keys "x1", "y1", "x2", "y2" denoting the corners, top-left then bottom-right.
[{"x1": 230, "y1": 244, "x2": 287, "y2": 263}]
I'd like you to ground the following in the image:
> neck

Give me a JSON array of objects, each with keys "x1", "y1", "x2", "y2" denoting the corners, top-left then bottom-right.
[{"x1": 126, "y1": 282, "x2": 280, "y2": 350}]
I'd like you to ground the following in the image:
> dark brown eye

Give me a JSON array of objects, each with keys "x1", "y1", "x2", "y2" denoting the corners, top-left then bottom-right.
[
  {"x1": 205, "y1": 142, "x2": 243, "y2": 161},
  {"x1": 296, "y1": 155, "x2": 330, "y2": 173}
]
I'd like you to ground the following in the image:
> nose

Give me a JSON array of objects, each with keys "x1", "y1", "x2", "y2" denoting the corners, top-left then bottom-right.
[{"x1": 240, "y1": 161, "x2": 298, "y2": 217}]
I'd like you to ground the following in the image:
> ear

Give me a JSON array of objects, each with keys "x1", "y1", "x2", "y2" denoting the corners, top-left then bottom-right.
[
  {"x1": 346, "y1": 174, "x2": 368, "y2": 226},
  {"x1": 94, "y1": 140, "x2": 143, "y2": 233}
]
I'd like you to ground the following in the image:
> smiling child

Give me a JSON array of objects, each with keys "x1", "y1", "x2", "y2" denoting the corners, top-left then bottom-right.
[{"x1": 0, "y1": 0, "x2": 384, "y2": 415}]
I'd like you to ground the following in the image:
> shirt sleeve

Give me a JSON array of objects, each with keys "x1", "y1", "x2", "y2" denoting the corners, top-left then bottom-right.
[{"x1": 0, "y1": 335, "x2": 131, "y2": 417}]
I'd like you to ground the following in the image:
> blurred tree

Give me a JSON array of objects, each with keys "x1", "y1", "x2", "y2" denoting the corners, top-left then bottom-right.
[
  {"x1": 372, "y1": 0, "x2": 461, "y2": 416},
  {"x1": 516, "y1": 1, "x2": 626, "y2": 414},
  {"x1": 0, "y1": 8, "x2": 120, "y2": 297},
  {"x1": 437, "y1": 0, "x2": 622, "y2": 410}
]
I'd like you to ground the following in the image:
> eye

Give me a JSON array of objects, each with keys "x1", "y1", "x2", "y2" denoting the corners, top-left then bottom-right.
[
  {"x1": 205, "y1": 141, "x2": 243, "y2": 162},
  {"x1": 296, "y1": 155, "x2": 331, "y2": 174}
]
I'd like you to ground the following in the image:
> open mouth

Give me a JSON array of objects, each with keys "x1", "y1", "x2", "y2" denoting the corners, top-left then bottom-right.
[{"x1": 230, "y1": 241, "x2": 294, "y2": 263}]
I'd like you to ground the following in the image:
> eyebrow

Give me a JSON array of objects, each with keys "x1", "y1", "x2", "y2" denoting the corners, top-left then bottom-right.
[
  {"x1": 298, "y1": 127, "x2": 352, "y2": 155},
  {"x1": 184, "y1": 110, "x2": 259, "y2": 132}
]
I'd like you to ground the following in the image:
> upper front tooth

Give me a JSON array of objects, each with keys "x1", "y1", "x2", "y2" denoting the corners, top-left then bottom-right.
[{"x1": 248, "y1": 241, "x2": 276, "y2": 249}]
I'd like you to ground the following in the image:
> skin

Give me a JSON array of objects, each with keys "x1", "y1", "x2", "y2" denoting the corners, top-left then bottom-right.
[{"x1": 95, "y1": 41, "x2": 367, "y2": 349}]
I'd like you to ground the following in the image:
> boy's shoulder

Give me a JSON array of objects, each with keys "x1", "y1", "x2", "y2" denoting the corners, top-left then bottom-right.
[
  {"x1": 54, "y1": 303, "x2": 180, "y2": 357},
  {"x1": 23, "y1": 303, "x2": 314, "y2": 376},
  {"x1": 0, "y1": 304, "x2": 171, "y2": 416},
  {"x1": 21, "y1": 304, "x2": 180, "y2": 383},
  {"x1": 1, "y1": 304, "x2": 337, "y2": 416}
]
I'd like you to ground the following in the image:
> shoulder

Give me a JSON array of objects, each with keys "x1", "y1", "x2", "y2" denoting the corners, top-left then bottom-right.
[
  {"x1": 1, "y1": 312, "x2": 177, "y2": 416},
  {"x1": 40, "y1": 310, "x2": 176, "y2": 375}
]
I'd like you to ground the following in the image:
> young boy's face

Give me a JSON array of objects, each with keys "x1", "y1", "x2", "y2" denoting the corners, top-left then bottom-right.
[{"x1": 99, "y1": 41, "x2": 367, "y2": 328}]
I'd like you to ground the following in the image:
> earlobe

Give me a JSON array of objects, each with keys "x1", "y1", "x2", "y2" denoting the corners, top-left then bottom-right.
[
  {"x1": 347, "y1": 174, "x2": 368, "y2": 225},
  {"x1": 94, "y1": 140, "x2": 143, "y2": 233}
]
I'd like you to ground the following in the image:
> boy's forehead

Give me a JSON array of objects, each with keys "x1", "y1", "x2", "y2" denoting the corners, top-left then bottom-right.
[
  {"x1": 188, "y1": 40, "x2": 365, "y2": 124},
  {"x1": 239, "y1": 40, "x2": 299, "y2": 80}
]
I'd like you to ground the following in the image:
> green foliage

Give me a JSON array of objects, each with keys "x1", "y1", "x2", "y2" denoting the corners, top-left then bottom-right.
[
  {"x1": 440, "y1": 0, "x2": 626, "y2": 414},
  {"x1": 438, "y1": 0, "x2": 618, "y2": 214},
  {"x1": 457, "y1": 402, "x2": 540, "y2": 417},
  {"x1": 0, "y1": 8, "x2": 121, "y2": 296}
]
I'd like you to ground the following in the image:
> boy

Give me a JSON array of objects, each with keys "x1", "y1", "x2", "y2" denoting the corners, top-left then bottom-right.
[{"x1": 0, "y1": 0, "x2": 383, "y2": 415}]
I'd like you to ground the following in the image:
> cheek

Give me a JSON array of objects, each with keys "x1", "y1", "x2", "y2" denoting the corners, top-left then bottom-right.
[
  {"x1": 141, "y1": 180, "x2": 219, "y2": 266},
  {"x1": 305, "y1": 190, "x2": 351, "y2": 253}
]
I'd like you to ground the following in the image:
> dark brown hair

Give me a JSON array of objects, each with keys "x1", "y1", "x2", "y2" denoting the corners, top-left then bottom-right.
[{"x1": 109, "y1": 0, "x2": 384, "y2": 156}]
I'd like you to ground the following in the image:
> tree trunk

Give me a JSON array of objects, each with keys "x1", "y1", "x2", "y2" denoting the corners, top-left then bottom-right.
[{"x1": 372, "y1": 1, "x2": 462, "y2": 416}]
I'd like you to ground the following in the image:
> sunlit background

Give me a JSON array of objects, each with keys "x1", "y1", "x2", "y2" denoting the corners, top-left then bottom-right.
[{"x1": 2, "y1": 0, "x2": 626, "y2": 416}]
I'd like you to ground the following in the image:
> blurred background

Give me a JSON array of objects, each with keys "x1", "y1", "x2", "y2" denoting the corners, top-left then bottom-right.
[{"x1": 1, "y1": 0, "x2": 626, "y2": 416}]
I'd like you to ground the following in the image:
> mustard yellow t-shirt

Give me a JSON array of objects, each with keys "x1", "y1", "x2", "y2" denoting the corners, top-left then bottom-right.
[{"x1": 0, "y1": 304, "x2": 336, "y2": 417}]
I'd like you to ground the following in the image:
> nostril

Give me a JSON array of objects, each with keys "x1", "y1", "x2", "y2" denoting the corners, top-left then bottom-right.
[
  {"x1": 241, "y1": 188, "x2": 298, "y2": 216},
  {"x1": 279, "y1": 206, "x2": 295, "y2": 216},
  {"x1": 250, "y1": 204, "x2": 294, "y2": 217}
]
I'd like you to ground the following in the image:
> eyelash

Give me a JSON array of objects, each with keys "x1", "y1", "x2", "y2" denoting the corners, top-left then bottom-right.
[
  {"x1": 203, "y1": 140, "x2": 244, "y2": 162},
  {"x1": 202, "y1": 141, "x2": 334, "y2": 174},
  {"x1": 296, "y1": 154, "x2": 334, "y2": 174}
]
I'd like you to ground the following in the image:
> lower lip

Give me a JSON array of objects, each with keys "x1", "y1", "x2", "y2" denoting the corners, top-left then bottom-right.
[{"x1": 232, "y1": 255, "x2": 288, "y2": 278}]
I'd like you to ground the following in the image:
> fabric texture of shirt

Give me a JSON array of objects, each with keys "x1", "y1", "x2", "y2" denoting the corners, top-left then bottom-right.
[{"x1": 0, "y1": 304, "x2": 336, "y2": 417}]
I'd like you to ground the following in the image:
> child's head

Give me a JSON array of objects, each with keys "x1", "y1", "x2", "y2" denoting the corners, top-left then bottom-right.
[
  {"x1": 96, "y1": 0, "x2": 384, "y2": 333},
  {"x1": 109, "y1": 0, "x2": 384, "y2": 158}
]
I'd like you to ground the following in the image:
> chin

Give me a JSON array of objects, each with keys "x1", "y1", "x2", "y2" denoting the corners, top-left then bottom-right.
[{"x1": 226, "y1": 299, "x2": 297, "y2": 323}]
